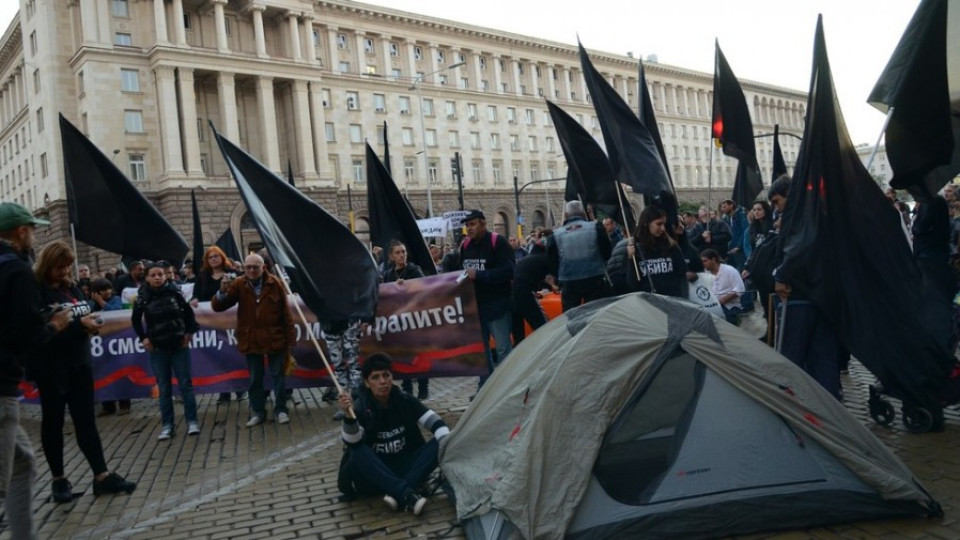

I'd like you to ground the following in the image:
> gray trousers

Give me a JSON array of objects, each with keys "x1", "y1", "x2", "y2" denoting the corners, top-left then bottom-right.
[{"x1": 0, "y1": 397, "x2": 37, "y2": 539}]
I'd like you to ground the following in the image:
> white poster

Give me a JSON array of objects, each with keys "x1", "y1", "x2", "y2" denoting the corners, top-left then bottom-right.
[{"x1": 417, "y1": 217, "x2": 449, "y2": 238}]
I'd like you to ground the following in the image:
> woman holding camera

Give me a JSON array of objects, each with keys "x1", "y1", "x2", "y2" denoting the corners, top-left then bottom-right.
[
  {"x1": 31, "y1": 241, "x2": 136, "y2": 503},
  {"x1": 191, "y1": 245, "x2": 244, "y2": 402}
]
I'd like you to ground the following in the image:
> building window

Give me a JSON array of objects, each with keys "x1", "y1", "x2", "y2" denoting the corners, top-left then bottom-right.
[
  {"x1": 322, "y1": 88, "x2": 331, "y2": 108},
  {"x1": 183, "y1": 13, "x2": 191, "y2": 29},
  {"x1": 114, "y1": 32, "x2": 132, "y2": 46},
  {"x1": 414, "y1": 46, "x2": 423, "y2": 60},
  {"x1": 349, "y1": 124, "x2": 362, "y2": 143},
  {"x1": 546, "y1": 137, "x2": 555, "y2": 152},
  {"x1": 112, "y1": 0, "x2": 129, "y2": 17},
  {"x1": 438, "y1": 74, "x2": 448, "y2": 86},
  {"x1": 337, "y1": 34, "x2": 347, "y2": 49},
  {"x1": 36, "y1": 108, "x2": 43, "y2": 133},
  {"x1": 428, "y1": 160, "x2": 439, "y2": 184},
  {"x1": 128, "y1": 153, "x2": 146, "y2": 181},
  {"x1": 325, "y1": 122, "x2": 335, "y2": 142},
  {"x1": 492, "y1": 161, "x2": 502, "y2": 184},
  {"x1": 121, "y1": 68, "x2": 139, "y2": 92},
  {"x1": 510, "y1": 135, "x2": 519, "y2": 151},
  {"x1": 404, "y1": 160, "x2": 416, "y2": 184},
  {"x1": 40, "y1": 153, "x2": 48, "y2": 178},
  {"x1": 77, "y1": 71, "x2": 84, "y2": 96},
  {"x1": 437, "y1": 50, "x2": 445, "y2": 64},
  {"x1": 530, "y1": 163, "x2": 539, "y2": 181},
  {"x1": 460, "y1": 77, "x2": 469, "y2": 89},
  {"x1": 490, "y1": 133, "x2": 500, "y2": 149},
  {"x1": 224, "y1": 18, "x2": 231, "y2": 36},
  {"x1": 124, "y1": 110, "x2": 144, "y2": 133},
  {"x1": 402, "y1": 127, "x2": 414, "y2": 146},
  {"x1": 391, "y1": 68, "x2": 402, "y2": 79},
  {"x1": 502, "y1": 83, "x2": 509, "y2": 93},
  {"x1": 339, "y1": 61, "x2": 350, "y2": 73},
  {"x1": 389, "y1": 42, "x2": 399, "y2": 57},
  {"x1": 507, "y1": 107, "x2": 516, "y2": 123},
  {"x1": 364, "y1": 38, "x2": 375, "y2": 54},
  {"x1": 199, "y1": 154, "x2": 208, "y2": 175},
  {"x1": 32, "y1": 69, "x2": 40, "y2": 94},
  {"x1": 470, "y1": 131, "x2": 481, "y2": 150},
  {"x1": 467, "y1": 103, "x2": 478, "y2": 121},
  {"x1": 472, "y1": 160, "x2": 483, "y2": 184},
  {"x1": 29, "y1": 32, "x2": 37, "y2": 55},
  {"x1": 448, "y1": 130, "x2": 460, "y2": 148},
  {"x1": 352, "y1": 158, "x2": 363, "y2": 183},
  {"x1": 543, "y1": 111, "x2": 551, "y2": 126},
  {"x1": 196, "y1": 118, "x2": 205, "y2": 141},
  {"x1": 346, "y1": 91, "x2": 359, "y2": 110},
  {"x1": 425, "y1": 129, "x2": 437, "y2": 147},
  {"x1": 328, "y1": 157, "x2": 340, "y2": 182},
  {"x1": 481, "y1": 80, "x2": 489, "y2": 92},
  {"x1": 422, "y1": 99, "x2": 434, "y2": 116},
  {"x1": 487, "y1": 105, "x2": 497, "y2": 122},
  {"x1": 312, "y1": 29, "x2": 320, "y2": 46},
  {"x1": 479, "y1": 56, "x2": 487, "y2": 70},
  {"x1": 399, "y1": 96, "x2": 411, "y2": 115},
  {"x1": 525, "y1": 109, "x2": 535, "y2": 125},
  {"x1": 528, "y1": 136, "x2": 538, "y2": 151},
  {"x1": 373, "y1": 94, "x2": 386, "y2": 113},
  {"x1": 445, "y1": 101, "x2": 456, "y2": 118}
]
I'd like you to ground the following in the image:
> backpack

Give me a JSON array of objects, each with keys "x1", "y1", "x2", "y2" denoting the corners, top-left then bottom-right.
[
  {"x1": 745, "y1": 233, "x2": 778, "y2": 294},
  {"x1": 460, "y1": 231, "x2": 499, "y2": 251}
]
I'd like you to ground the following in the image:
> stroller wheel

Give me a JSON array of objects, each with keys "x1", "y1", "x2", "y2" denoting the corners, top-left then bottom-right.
[
  {"x1": 870, "y1": 399, "x2": 895, "y2": 427},
  {"x1": 902, "y1": 405, "x2": 933, "y2": 434}
]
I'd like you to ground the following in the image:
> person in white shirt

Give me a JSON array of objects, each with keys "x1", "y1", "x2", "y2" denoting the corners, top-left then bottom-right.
[{"x1": 701, "y1": 248, "x2": 745, "y2": 324}]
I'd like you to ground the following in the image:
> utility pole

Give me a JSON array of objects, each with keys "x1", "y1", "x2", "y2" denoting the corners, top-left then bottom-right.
[{"x1": 453, "y1": 152, "x2": 465, "y2": 211}]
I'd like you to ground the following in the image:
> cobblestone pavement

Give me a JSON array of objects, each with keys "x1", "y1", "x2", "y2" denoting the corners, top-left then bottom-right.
[{"x1": 2, "y1": 361, "x2": 958, "y2": 540}]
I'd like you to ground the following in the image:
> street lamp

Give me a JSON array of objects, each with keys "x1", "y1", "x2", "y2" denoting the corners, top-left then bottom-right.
[{"x1": 409, "y1": 60, "x2": 465, "y2": 217}]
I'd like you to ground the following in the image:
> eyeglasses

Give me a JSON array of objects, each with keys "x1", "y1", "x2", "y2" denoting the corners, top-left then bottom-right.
[{"x1": 244, "y1": 264, "x2": 262, "y2": 270}]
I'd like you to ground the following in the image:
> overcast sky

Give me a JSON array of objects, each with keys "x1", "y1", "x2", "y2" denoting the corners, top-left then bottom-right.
[{"x1": 0, "y1": 0, "x2": 921, "y2": 144}]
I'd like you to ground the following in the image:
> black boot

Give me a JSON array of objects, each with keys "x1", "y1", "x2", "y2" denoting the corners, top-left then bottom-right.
[
  {"x1": 51, "y1": 478, "x2": 73, "y2": 503},
  {"x1": 93, "y1": 473, "x2": 136, "y2": 497}
]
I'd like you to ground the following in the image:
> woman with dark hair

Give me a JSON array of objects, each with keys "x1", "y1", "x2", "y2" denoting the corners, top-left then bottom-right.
[
  {"x1": 743, "y1": 200, "x2": 774, "y2": 260},
  {"x1": 380, "y1": 240, "x2": 429, "y2": 399},
  {"x1": 626, "y1": 206, "x2": 687, "y2": 298},
  {"x1": 31, "y1": 241, "x2": 136, "y2": 503},
  {"x1": 191, "y1": 246, "x2": 244, "y2": 403}
]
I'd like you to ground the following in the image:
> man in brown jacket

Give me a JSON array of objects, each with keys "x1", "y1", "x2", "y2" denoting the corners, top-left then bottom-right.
[{"x1": 212, "y1": 254, "x2": 295, "y2": 427}]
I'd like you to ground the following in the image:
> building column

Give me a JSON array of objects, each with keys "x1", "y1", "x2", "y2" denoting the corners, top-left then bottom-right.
[
  {"x1": 171, "y1": 0, "x2": 188, "y2": 46},
  {"x1": 546, "y1": 64, "x2": 557, "y2": 99},
  {"x1": 252, "y1": 5, "x2": 267, "y2": 58},
  {"x1": 326, "y1": 26, "x2": 340, "y2": 70},
  {"x1": 177, "y1": 68, "x2": 203, "y2": 176},
  {"x1": 354, "y1": 31, "x2": 366, "y2": 70},
  {"x1": 381, "y1": 38, "x2": 393, "y2": 75},
  {"x1": 450, "y1": 48, "x2": 463, "y2": 88},
  {"x1": 493, "y1": 55, "x2": 503, "y2": 94},
  {"x1": 512, "y1": 59, "x2": 522, "y2": 96},
  {"x1": 405, "y1": 39, "x2": 417, "y2": 79},
  {"x1": 302, "y1": 14, "x2": 317, "y2": 64},
  {"x1": 79, "y1": 0, "x2": 101, "y2": 46},
  {"x1": 559, "y1": 67, "x2": 570, "y2": 99},
  {"x1": 621, "y1": 77, "x2": 630, "y2": 104},
  {"x1": 213, "y1": 0, "x2": 229, "y2": 52},
  {"x1": 155, "y1": 66, "x2": 184, "y2": 175},
  {"x1": 308, "y1": 81, "x2": 330, "y2": 181},
  {"x1": 291, "y1": 80, "x2": 316, "y2": 176},
  {"x1": 287, "y1": 11, "x2": 302, "y2": 61},
  {"x1": 577, "y1": 70, "x2": 588, "y2": 103},
  {"x1": 255, "y1": 77, "x2": 280, "y2": 171},
  {"x1": 471, "y1": 51, "x2": 483, "y2": 90},
  {"x1": 659, "y1": 83, "x2": 667, "y2": 113},
  {"x1": 217, "y1": 71, "x2": 239, "y2": 141},
  {"x1": 154, "y1": 0, "x2": 169, "y2": 45},
  {"x1": 428, "y1": 44, "x2": 440, "y2": 86}
]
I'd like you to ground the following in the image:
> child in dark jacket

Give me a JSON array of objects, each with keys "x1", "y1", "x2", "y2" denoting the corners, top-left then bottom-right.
[{"x1": 132, "y1": 262, "x2": 200, "y2": 440}]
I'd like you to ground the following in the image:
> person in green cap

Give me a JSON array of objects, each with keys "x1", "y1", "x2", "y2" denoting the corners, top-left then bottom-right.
[{"x1": 0, "y1": 202, "x2": 73, "y2": 538}]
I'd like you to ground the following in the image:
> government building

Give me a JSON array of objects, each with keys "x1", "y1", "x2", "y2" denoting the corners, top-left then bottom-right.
[{"x1": 0, "y1": 0, "x2": 806, "y2": 270}]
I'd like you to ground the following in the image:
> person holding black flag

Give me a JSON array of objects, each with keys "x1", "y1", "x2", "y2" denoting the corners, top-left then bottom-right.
[
  {"x1": 30, "y1": 241, "x2": 137, "y2": 504},
  {"x1": 0, "y1": 203, "x2": 74, "y2": 537}
]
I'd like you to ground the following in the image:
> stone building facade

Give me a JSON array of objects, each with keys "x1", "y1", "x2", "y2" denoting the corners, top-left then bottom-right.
[{"x1": 1, "y1": 0, "x2": 805, "y2": 270}]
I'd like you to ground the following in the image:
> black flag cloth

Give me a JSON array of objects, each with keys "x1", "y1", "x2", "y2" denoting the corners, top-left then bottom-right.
[
  {"x1": 215, "y1": 227, "x2": 242, "y2": 263},
  {"x1": 578, "y1": 41, "x2": 674, "y2": 220},
  {"x1": 772, "y1": 124, "x2": 788, "y2": 180},
  {"x1": 213, "y1": 125, "x2": 378, "y2": 321},
  {"x1": 60, "y1": 114, "x2": 188, "y2": 264},
  {"x1": 867, "y1": 0, "x2": 960, "y2": 201},
  {"x1": 286, "y1": 159, "x2": 295, "y2": 187},
  {"x1": 547, "y1": 100, "x2": 635, "y2": 233},
  {"x1": 190, "y1": 190, "x2": 204, "y2": 277},
  {"x1": 778, "y1": 17, "x2": 951, "y2": 414},
  {"x1": 712, "y1": 42, "x2": 762, "y2": 206},
  {"x1": 365, "y1": 143, "x2": 436, "y2": 276},
  {"x1": 637, "y1": 59, "x2": 672, "y2": 184}
]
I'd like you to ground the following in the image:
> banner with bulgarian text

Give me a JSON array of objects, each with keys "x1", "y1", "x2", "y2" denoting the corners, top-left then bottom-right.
[{"x1": 20, "y1": 272, "x2": 486, "y2": 402}]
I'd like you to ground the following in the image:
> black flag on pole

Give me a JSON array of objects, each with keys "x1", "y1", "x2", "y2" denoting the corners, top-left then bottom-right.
[
  {"x1": 712, "y1": 42, "x2": 763, "y2": 206},
  {"x1": 365, "y1": 143, "x2": 437, "y2": 276},
  {"x1": 287, "y1": 158, "x2": 295, "y2": 187},
  {"x1": 547, "y1": 100, "x2": 635, "y2": 233},
  {"x1": 215, "y1": 227, "x2": 242, "y2": 263},
  {"x1": 382, "y1": 121, "x2": 392, "y2": 176},
  {"x1": 212, "y1": 124, "x2": 378, "y2": 321},
  {"x1": 59, "y1": 114, "x2": 188, "y2": 264},
  {"x1": 637, "y1": 59, "x2": 672, "y2": 184},
  {"x1": 867, "y1": 0, "x2": 960, "y2": 200},
  {"x1": 778, "y1": 16, "x2": 951, "y2": 415},
  {"x1": 578, "y1": 41, "x2": 674, "y2": 222},
  {"x1": 190, "y1": 190, "x2": 204, "y2": 277},
  {"x1": 772, "y1": 124, "x2": 788, "y2": 180}
]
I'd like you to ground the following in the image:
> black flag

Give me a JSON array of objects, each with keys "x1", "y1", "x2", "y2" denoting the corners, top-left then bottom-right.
[
  {"x1": 190, "y1": 190, "x2": 204, "y2": 277},
  {"x1": 867, "y1": 0, "x2": 960, "y2": 200},
  {"x1": 772, "y1": 124, "x2": 788, "y2": 180},
  {"x1": 382, "y1": 120, "x2": 392, "y2": 176},
  {"x1": 213, "y1": 125, "x2": 378, "y2": 321},
  {"x1": 578, "y1": 41, "x2": 674, "y2": 220},
  {"x1": 637, "y1": 59, "x2": 672, "y2": 184},
  {"x1": 365, "y1": 143, "x2": 437, "y2": 276},
  {"x1": 215, "y1": 227, "x2": 242, "y2": 263},
  {"x1": 547, "y1": 100, "x2": 635, "y2": 233},
  {"x1": 778, "y1": 16, "x2": 951, "y2": 414},
  {"x1": 712, "y1": 42, "x2": 763, "y2": 206},
  {"x1": 286, "y1": 158, "x2": 295, "y2": 187},
  {"x1": 59, "y1": 114, "x2": 188, "y2": 264}
]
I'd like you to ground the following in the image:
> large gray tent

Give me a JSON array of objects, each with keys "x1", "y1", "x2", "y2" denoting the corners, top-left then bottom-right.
[{"x1": 439, "y1": 294, "x2": 940, "y2": 539}]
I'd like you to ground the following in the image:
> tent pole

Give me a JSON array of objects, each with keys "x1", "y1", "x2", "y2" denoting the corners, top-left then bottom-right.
[
  {"x1": 274, "y1": 267, "x2": 356, "y2": 419},
  {"x1": 775, "y1": 299, "x2": 788, "y2": 353},
  {"x1": 865, "y1": 107, "x2": 894, "y2": 172}
]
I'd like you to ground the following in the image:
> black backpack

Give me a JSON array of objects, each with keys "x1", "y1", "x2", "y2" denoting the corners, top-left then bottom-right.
[{"x1": 745, "y1": 233, "x2": 778, "y2": 294}]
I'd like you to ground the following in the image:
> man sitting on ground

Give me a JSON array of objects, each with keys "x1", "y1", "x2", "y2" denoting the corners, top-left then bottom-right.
[
  {"x1": 701, "y1": 248, "x2": 745, "y2": 325},
  {"x1": 337, "y1": 353, "x2": 449, "y2": 516}
]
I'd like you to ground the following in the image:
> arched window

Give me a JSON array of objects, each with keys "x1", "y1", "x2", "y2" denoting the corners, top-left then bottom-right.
[
  {"x1": 533, "y1": 209, "x2": 546, "y2": 230},
  {"x1": 494, "y1": 211, "x2": 508, "y2": 236}
]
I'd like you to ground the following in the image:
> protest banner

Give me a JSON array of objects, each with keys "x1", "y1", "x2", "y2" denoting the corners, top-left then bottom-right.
[{"x1": 20, "y1": 272, "x2": 486, "y2": 402}]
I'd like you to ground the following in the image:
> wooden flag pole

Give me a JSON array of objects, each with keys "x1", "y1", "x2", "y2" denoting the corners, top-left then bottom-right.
[
  {"x1": 865, "y1": 107, "x2": 895, "y2": 172},
  {"x1": 274, "y1": 267, "x2": 356, "y2": 419},
  {"x1": 615, "y1": 183, "x2": 657, "y2": 293}
]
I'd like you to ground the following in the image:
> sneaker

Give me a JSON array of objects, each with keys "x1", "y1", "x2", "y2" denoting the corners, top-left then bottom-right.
[
  {"x1": 417, "y1": 388, "x2": 430, "y2": 401},
  {"x1": 158, "y1": 426, "x2": 173, "y2": 441},
  {"x1": 401, "y1": 491, "x2": 427, "y2": 516},
  {"x1": 277, "y1": 412, "x2": 290, "y2": 425},
  {"x1": 92, "y1": 473, "x2": 136, "y2": 497},
  {"x1": 187, "y1": 422, "x2": 200, "y2": 435},
  {"x1": 51, "y1": 478, "x2": 73, "y2": 504},
  {"x1": 217, "y1": 393, "x2": 231, "y2": 403},
  {"x1": 332, "y1": 410, "x2": 345, "y2": 421},
  {"x1": 245, "y1": 415, "x2": 263, "y2": 428},
  {"x1": 383, "y1": 494, "x2": 398, "y2": 511}
]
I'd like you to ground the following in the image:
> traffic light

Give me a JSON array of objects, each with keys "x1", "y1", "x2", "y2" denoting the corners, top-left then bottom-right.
[{"x1": 450, "y1": 156, "x2": 460, "y2": 179}]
